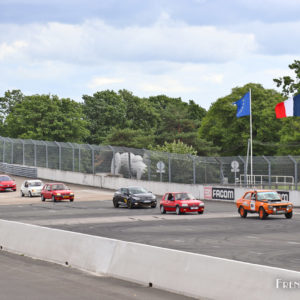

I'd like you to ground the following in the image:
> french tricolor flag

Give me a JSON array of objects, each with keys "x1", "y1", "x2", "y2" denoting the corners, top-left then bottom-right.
[{"x1": 275, "y1": 94, "x2": 300, "y2": 118}]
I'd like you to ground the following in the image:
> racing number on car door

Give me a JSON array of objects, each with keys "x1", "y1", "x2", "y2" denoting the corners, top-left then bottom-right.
[{"x1": 250, "y1": 193, "x2": 256, "y2": 211}]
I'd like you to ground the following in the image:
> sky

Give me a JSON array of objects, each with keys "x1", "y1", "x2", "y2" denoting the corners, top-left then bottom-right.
[{"x1": 1, "y1": 0, "x2": 300, "y2": 109}]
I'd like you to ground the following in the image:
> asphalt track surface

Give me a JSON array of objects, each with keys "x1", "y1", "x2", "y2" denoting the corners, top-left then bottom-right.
[
  {"x1": 0, "y1": 251, "x2": 192, "y2": 300},
  {"x1": 1, "y1": 176, "x2": 300, "y2": 299}
]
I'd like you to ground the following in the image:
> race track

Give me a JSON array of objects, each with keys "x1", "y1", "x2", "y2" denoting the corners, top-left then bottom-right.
[{"x1": 1, "y1": 176, "x2": 300, "y2": 272}]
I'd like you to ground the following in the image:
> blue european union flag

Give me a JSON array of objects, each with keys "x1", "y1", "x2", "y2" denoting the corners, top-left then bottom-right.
[{"x1": 233, "y1": 92, "x2": 250, "y2": 118}]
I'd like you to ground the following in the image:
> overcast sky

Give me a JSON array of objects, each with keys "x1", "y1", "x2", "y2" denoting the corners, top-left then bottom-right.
[{"x1": 1, "y1": 0, "x2": 300, "y2": 109}]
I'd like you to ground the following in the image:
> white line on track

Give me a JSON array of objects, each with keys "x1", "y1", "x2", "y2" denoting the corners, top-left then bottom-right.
[{"x1": 287, "y1": 241, "x2": 300, "y2": 245}]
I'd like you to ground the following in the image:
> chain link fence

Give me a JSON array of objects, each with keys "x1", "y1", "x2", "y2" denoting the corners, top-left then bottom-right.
[{"x1": 0, "y1": 136, "x2": 299, "y2": 190}]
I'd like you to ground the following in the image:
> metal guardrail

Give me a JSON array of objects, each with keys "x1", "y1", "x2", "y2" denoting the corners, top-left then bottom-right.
[{"x1": 0, "y1": 162, "x2": 37, "y2": 178}]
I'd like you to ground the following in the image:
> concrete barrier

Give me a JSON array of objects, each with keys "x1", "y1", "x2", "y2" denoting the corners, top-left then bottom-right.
[
  {"x1": 0, "y1": 219, "x2": 299, "y2": 300},
  {"x1": 0, "y1": 219, "x2": 116, "y2": 274}
]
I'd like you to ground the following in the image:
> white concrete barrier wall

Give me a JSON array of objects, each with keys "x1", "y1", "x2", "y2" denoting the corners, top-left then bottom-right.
[
  {"x1": 37, "y1": 167, "x2": 300, "y2": 206},
  {"x1": 0, "y1": 219, "x2": 299, "y2": 300}
]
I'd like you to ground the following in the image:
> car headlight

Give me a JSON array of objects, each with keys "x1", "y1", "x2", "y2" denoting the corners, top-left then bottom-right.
[
  {"x1": 199, "y1": 203, "x2": 204, "y2": 207},
  {"x1": 132, "y1": 196, "x2": 140, "y2": 201},
  {"x1": 151, "y1": 195, "x2": 156, "y2": 200},
  {"x1": 56, "y1": 193, "x2": 61, "y2": 196},
  {"x1": 70, "y1": 193, "x2": 74, "y2": 195},
  {"x1": 287, "y1": 205, "x2": 293, "y2": 209},
  {"x1": 268, "y1": 205, "x2": 273, "y2": 210},
  {"x1": 181, "y1": 203, "x2": 188, "y2": 207}
]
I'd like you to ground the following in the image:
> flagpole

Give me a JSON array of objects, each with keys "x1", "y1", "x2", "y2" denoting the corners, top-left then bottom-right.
[{"x1": 249, "y1": 88, "x2": 253, "y2": 185}]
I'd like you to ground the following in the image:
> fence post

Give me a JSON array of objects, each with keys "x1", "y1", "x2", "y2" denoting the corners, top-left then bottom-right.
[
  {"x1": 22, "y1": 140, "x2": 25, "y2": 165},
  {"x1": 288, "y1": 155, "x2": 298, "y2": 190},
  {"x1": 78, "y1": 146, "x2": 81, "y2": 172},
  {"x1": 87, "y1": 145, "x2": 94, "y2": 174},
  {"x1": 262, "y1": 156, "x2": 271, "y2": 188},
  {"x1": 168, "y1": 153, "x2": 171, "y2": 183},
  {"x1": 108, "y1": 145, "x2": 115, "y2": 175},
  {"x1": 215, "y1": 158, "x2": 223, "y2": 184},
  {"x1": 42, "y1": 141, "x2": 48, "y2": 169},
  {"x1": 10, "y1": 139, "x2": 13, "y2": 164},
  {"x1": 32, "y1": 140, "x2": 36, "y2": 167},
  {"x1": 3, "y1": 138, "x2": 5, "y2": 163},
  {"x1": 191, "y1": 155, "x2": 196, "y2": 184},
  {"x1": 238, "y1": 156, "x2": 246, "y2": 187},
  {"x1": 68, "y1": 143, "x2": 75, "y2": 172},
  {"x1": 143, "y1": 149, "x2": 151, "y2": 181},
  {"x1": 128, "y1": 152, "x2": 132, "y2": 178},
  {"x1": 55, "y1": 141, "x2": 61, "y2": 170}
]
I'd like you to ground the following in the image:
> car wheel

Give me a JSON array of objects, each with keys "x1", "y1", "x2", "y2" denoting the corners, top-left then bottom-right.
[
  {"x1": 259, "y1": 207, "x2": 268, "y2": 220},
  {"x1": 127, "y1": 199, "x2": 133, "y2": 209},
  {"x1": 41, "y1": 195, "x2": 45, "y2": 202},
  {"x1": 175, "y1": 206, "x2": 181, "y2": 215},
  {"x1": 29, "y1": 191, "x2": 33, "y2": 198},
  {"x1": 285, "y1": 211, "x2": 293, "y2": 219},
  {"x1": 198, "y1": 211, "x2": 204, "y2": 214},
  {"x1": 113, "y1": 199, "x2": 119, "y2": 208},
  {"x1": 70, "y1": 198, "x2": 74, "y2": 202},
  {"x1": 151, "y1": 203, "x2": 157, "y2": 208},
  {"x1": 20, "y1": 191, "x2": 24, "y2": 197},
  {"x1": 239, "y1": 206, "x2": 247, "y2": 218},
  {"x1": 160, "y1": 205, "x2": 166, "y2": 214},
  {"x1": 52, "y1": 195, "x2": 56, "y2": 202}
]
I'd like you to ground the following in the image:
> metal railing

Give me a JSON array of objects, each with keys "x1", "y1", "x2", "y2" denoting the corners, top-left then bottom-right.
[{"x1": 0, "y1": 136, "x2": 299, "y2": 190}]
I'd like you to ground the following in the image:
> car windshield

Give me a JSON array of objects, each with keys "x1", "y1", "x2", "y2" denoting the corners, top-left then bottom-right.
[
  {"x1": 129, "y1": 187, "x2": 148, "y2": 194},
  {"x1": 175, "y1": 193, "x2": 195, "y2": 200},
  {"x1": 257, "y1": 192, "x2": 281, "y2": 201},
  {"x1": 29, "y1": 181, "x2": 42, "y2": 187},
  {"x1": 52, "y1": 184, "x2": 67, "y2": 190},
  {"x1": 0, "y1": 175, "x2": 11, "y2": 181}
]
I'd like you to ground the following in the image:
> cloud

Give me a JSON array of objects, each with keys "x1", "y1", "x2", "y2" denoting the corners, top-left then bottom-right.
[
  {"x1": 0, "y1": 40, "x2": 27, "y2": 61},
  {"x1": 232, "y1": 20, "x2": 300, "y2": 56},
  {"x1": 87, "y1": 77, "x2": 124, "y2": 89},
  {"x1": 0, "y1": 17, "x2": 257, "y2": 65}
]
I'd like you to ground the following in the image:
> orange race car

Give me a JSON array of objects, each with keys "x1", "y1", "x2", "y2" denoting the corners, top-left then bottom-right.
[{"x1": 236, "y1": 190, "x2": 293, "y2": 220}]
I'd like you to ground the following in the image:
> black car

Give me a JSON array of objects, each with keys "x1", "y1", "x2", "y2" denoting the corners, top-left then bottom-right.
[{"x1": 113, "y1": 186, "x2": 157, "y2": 209}]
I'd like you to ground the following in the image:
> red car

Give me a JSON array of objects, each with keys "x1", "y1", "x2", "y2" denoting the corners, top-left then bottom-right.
[
  {"x1": 160, "y1": 192, "x2": 205, "y2": 215},
  {"x1": 0, "y1": 174, "x2": 16, "y2": 192},
  {"x1": 41, "y1": 183, "x2": 74, "y2": 202}
]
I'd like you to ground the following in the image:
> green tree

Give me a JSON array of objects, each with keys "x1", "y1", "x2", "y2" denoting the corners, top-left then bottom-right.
[
  {"x1": 273, "y1": 60, "x2": 300, "y2": 97},
  {"x1": 104, "y1": 127, "x2": 155, "y2": 149},
  {"x1": 0, "y1": 90, "x2": 24, "y2": 134},
  {"x1": 4, "y1": 94, "x2": 89, "y2": 142},
  {"x1": 199, "y1": 83, "x2": 284, "y2": 156},
  {"x1": 150, "y1": 140, "x2": 197, "y2": 155},
  {"x1": 273, "y1": 60, "x2": 300, "y2": 154},
  {"x1": 82, "y1": 90, "x2": 126, "y2": 144},
  {"x1": 118, "y1": 89, "x2": 159, "y2": 131}
]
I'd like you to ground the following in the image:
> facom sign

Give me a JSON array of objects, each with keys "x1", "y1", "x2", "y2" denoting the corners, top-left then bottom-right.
[
  {"x1": 204, "y1": 187, "x2": 235, "y2": 201},
  {"x1": 212, "y1": 187, "x2": 235, "y2": 201}
]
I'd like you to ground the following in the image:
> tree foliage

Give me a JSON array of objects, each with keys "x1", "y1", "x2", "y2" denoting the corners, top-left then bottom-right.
[
  {"x1": 273, "y1": 60, "x2": 300, "y2": 97},
  {"x1": 82, "y1": 90, "x2": 126, "y2": 145},
  {"x1": 272, "y1": 60, "x2": 300, "y2": 155},
  {"x1": 199, "y1": 83, "x2": 284, "y2": 156},
  {"x1": 4, "y1": 94, "x2": 89, "y2": 142},
  {"x1": 150, "y1": 140, "x2": 198, "y2": 155}
]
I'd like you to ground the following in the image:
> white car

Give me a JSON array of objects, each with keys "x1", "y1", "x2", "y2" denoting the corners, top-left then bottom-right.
[{"x1": 20, "y1": 180, "x2": 44, "y2": 197}]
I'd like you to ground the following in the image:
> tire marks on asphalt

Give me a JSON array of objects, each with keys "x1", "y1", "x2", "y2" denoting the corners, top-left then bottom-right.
[{"x1": 21, "y1": 212, "x2": 237, "y2": 226}]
